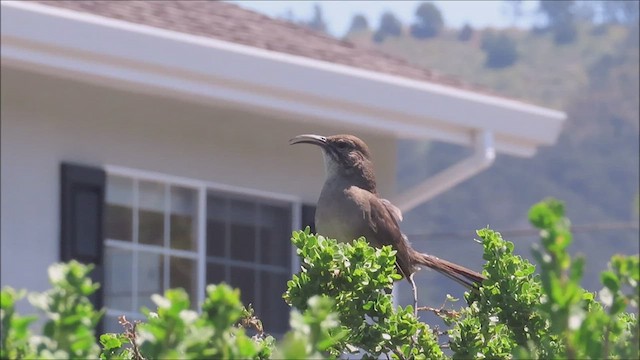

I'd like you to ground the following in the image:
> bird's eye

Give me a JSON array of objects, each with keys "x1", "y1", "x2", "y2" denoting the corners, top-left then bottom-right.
[{"x1": 336, "y1": 141, "x2": 348, "y2": 149}]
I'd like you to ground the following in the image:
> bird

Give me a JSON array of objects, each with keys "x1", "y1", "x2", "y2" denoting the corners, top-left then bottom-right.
[{"x1": 289, "y1": 133, "x2": 485, "y2": 313}]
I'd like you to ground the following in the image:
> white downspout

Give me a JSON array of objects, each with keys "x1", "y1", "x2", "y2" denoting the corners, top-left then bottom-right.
[{"x1": 393, "y1": 130, "x2": 496, "y2": 213}]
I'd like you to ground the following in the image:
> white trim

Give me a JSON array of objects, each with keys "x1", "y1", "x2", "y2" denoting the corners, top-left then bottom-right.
[
  {"x1": 1, "y1": 0, "x2": 566, "y2": 158},
  {"x1": 196, "y1": 185, "x2": 207, "y2": 310},
  {"x1": 105, "y1": 239, "x2": 199, "y2": 259},
  {"x1": 255, "y1": 204, "x2": 262, "y2": 308},
  {"x1": 132, "y1": 179, "x2": 140, "y2": 312},
  {"x1": 205, "y1": 256, "x2": 290, "y2": 274},
  {"x1": 105, "y1": 165, "x2": 300, "y2": 204},
  {"x1": 291, "y1": 201, "x2": 303, "y2": 275},
  {"x1": 162, "y1": 184, "x2": 171, "y2": 293}
]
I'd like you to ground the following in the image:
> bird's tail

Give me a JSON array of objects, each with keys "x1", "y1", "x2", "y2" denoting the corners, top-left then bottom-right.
[{"x1": 410, "y1": 250, "x2": 486, "y2": 289}]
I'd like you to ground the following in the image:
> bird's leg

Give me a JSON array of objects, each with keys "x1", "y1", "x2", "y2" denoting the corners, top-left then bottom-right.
[
  {"x1": 409, "y1": 272, "x2": 418, "y2": 317},
  {"x1": 408, "y1": 273, "x2": 421, "y2": 344}
]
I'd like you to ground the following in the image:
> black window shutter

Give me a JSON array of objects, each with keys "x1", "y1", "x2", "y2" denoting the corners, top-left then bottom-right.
[
  {"x1": 301, "y1": 204, "x2": 316, "y2": 234},
  {"x1": 60, "y1": 162, "x2": 106, "y2": 312}
]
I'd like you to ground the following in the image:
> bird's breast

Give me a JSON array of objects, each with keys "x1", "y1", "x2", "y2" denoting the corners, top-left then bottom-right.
[{"x1": 315, "y1": 183, "x2": 370, "y2": 243}]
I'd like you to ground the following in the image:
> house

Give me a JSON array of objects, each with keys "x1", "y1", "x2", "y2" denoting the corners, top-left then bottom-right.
[{"x1": 0, "y1": 1, "x2": 566, "y2": 333}]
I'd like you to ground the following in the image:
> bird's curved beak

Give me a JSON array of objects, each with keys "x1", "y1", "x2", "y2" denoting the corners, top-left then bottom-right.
[{"x1": 289, "y1": 134, "x2": 327, "y2": 148}]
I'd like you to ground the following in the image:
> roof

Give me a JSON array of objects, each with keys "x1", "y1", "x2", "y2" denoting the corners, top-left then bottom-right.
[
  {"x1": 2, "y1": 0, "x2": 566, "y2": 159},
  {"x1": 31, "y1": 0, "x2": 495, "y2": 97},
  {"x1": 3, "y1": 0, "x2": 567, "y2": 212}
]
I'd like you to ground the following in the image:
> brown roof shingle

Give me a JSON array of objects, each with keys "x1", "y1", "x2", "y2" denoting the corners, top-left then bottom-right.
[{"x1": 32, "y1": 0, "x2": 495, "y2": 95}]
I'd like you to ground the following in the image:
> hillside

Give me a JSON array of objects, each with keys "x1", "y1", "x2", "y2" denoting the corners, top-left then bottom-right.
[
  {"x1": 349, "y1": 23, "x2": 630, "y2": 108},
  {"x1": 347, "y1": 23, "x2": 639, "y2": 303}
]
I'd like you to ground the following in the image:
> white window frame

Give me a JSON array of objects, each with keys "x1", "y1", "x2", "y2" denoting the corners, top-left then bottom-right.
[{"x1": 103, "y1": 165, "x2": 302, "y2": 321}]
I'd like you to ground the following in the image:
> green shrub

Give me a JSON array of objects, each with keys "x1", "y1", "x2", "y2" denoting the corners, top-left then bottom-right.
[
  {"x1": 285, "y1": 230, "x2": 443, "y2": 359},
  {"x1": 1, "y1": 198, "x2": 637, "y2": 359},
  {"x1": 373, "y1": 11, "x2": 403, "y2": 43},
  {"x1": 1, "y1": 261, "x2": 103, "y2": 359}
]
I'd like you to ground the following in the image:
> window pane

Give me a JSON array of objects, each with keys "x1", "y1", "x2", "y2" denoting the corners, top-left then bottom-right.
[
  {"x1": 137, "y1": 251, "x2": 164, "y2": 311},
  {"x1": 103, "y1": 314, "x2": 123, "y2": 335},
  {"x1": 106, "y1": 205, "x2": 133, "y2": 242},
  {"x1": 259, "y1": 204, "x2": 291, "y2": 267},
  {"x1": 206, "y1": 219, "x2": 226, "y2": 258},
  {"x1": 107, "y1": 176, "x2": 133, "y2": 206},
  {"x1": 138, "y1": 181, "x2": 165, "y2": 247},
  {"x1": 106, "y1": 176, "x2": 133, "y2": 242},
  {"x1": 229, "y1": 198, "x2": 256, "y2": 223},
  {"x1": 139, "y1": 180, "x2": 165, "y2": 210},
  {"x1": 206, "y1": 195, "x2": 227, "y2": 258},
  {"x1": 170, "y1": 256, "x2": 197, "y2": 309},
  {"x1": 229, "y1": 199, "x2": 256, "y2": 262},
  {"x1": 230, "y1": 224, "x2": 255, "y2": 262},
  {"x1": 230, "y1": 266, "x2": 256, "y2": 307},
  {"x1": 206, "y1": 262, "x2": 225, "y2": 285},
  {"x1": 139, "y1": 210, "x2": 164, "y2": 246},
  {"x1": 170, "y1": 186, "x2": 197, "y2": 251},
  {"x1": 104, "y1": 247, "x2": 133, "y2": 311},
  {"x1": 260, "y1": 272, "x2": 290, "y2": 334},
  {"x1": 207, "y1": 194, "x2": 227, "y2": 220}
]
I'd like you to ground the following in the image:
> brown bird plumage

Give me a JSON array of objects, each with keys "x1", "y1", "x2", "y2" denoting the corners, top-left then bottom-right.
[{"x1": 290, "y1": 134, "x2": 485, "y2": 310}]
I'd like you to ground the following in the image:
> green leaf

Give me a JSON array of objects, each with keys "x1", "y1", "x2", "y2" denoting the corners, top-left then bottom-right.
[
  {"x1": 570, "y1": 256, "x2": 585, "y2": 284},
  {"x1": 529, "y1": 199, "x2": 562, "y2": 229},
  {"x1": 610, "y1": 299, "x2": 626, "y2": 317},
  {"x1": 99, "y1": 334, "x2": 123, "y2": 350},
  {"x1": 601, "y1": 271, "x2": 620, "y2": 292}
]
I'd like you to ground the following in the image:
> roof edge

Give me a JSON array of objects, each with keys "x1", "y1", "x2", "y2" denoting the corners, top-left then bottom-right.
[{"x1": 1, "y1": 1, "x2": 567, "y2": 157}]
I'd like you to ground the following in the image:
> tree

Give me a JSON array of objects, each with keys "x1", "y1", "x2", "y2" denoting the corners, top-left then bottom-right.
[
  {"x1": 538, "y1": 0, "x2": 579, "y2": 45},
  {"x1": 481, "y1": 32, "x2": 519, "y2": 69},
  {"x1": 539, "y1": 0, "x2": 575, "y2": 26},
  {"x1": 567, "y1": 1, "x2": 640, "y2": 36},
  {"x1": 347, "y1": 14, "x2": 369, "y2": 34},
  {"x1": 458, "y1": 23, "x2": 474, "y2": 42},
  {"x1": 598, "y1": 0, "x2": 640, "y2": 25},
  {"x1": 373, "y1": 11, "x2": 403, "y2": 43},
  {"x1": 573, "y1": 0, "x2": 597, "y2": 23},
  {"x1": 410, "y1": 2, "x2": 444, "y2": 39},
  {"x1": 553, "y1": 20, "x2": 578, "y2": 45},
  {"x1": 302, "y1": 3, "x2": 327, "y2": 34}
]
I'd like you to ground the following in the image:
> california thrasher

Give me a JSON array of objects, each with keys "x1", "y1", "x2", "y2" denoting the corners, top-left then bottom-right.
[{"x1": 290, "y1": 134, "x2": 485, "y2": 312}]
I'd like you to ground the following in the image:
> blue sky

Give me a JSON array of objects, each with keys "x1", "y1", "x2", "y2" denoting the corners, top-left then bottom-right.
[{"x1": 231, "y1": 1, "x2": 541, "y2": 37}]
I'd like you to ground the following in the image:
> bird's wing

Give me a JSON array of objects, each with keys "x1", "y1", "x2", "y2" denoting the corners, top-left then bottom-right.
[
  {"x1": 369, "y1": 194, "x2": 485, "y2": 288},
  {"x1": 379, "y1": 198, "x2": 403, "y2": 223},
  {"x1": 356, "y1": 191, "x2": 415, "y2": 278}
]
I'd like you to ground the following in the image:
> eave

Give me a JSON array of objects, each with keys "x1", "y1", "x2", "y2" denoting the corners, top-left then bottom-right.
[
  {"x1": 1, "y1": 0, "x2": 565, "y2": 158},
  {"x1": 1, "y1": 1, "x2": 567, "y2": 212}
]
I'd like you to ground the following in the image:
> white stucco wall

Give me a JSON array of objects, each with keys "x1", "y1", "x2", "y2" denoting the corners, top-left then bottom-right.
[{"x1": 0, "y1": 67, "x2": 397, "y2": 294}]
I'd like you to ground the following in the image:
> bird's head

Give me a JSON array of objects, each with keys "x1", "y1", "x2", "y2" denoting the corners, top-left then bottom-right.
[{"x1": 289, "y1": 134, "x2": 377, "y2": 191}]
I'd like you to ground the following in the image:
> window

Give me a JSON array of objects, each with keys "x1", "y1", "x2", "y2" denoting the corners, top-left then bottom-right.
[
  {"x1": 103, "y1": 168, "x2": 295, "y2": 334},
  {"x1": 206, "y1": 192, "x2": 291, "y2": 333}
]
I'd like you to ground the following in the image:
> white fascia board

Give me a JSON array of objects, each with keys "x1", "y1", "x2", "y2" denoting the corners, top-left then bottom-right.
[{"x1": 1, "y1": 1, "x2": 566, "y2": 157}]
